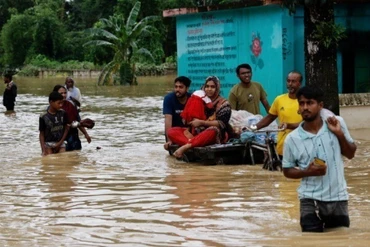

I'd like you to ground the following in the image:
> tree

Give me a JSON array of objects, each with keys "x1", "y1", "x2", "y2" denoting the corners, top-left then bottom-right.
[
  {"x1": 282, "y1": 0, "x2": 346, "y2": 115},
  {"x1": 1, "y1": 14, "x2": 34, "y2": 67},
  {"x1": 84, "y1": 1, "x2": 160, "y2": 85}
]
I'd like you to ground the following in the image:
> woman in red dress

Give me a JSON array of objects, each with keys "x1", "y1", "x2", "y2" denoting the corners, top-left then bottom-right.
[{"x1": 168, "y1": 76, "x2": 232, "y2": 159}]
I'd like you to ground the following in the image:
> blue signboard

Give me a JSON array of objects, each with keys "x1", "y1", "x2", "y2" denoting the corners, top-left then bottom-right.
[
  {"x1": 177, "y1": 10, "x2": 240, "y2": 98},
  {"x1": 176, "y1": 5, "x2": 295, "y2": 115}
]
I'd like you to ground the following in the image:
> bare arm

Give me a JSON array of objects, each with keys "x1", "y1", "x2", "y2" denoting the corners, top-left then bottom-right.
[
  {"x1": 261, "y1": 98, "x2": 270, "y2": 113},
  {"x1": 164, "y1": 114, "x2": 173, "y2": 139},
  {"x1": 56, "y1": 125, "x2": 70, "y2": 147},
  {"x1": 327, "y1": 116, "x2": 356, "y2": 159},
  {"x1": 190, "y1": 119, "x2": 220, "y2": 128},
  {"x1": 336, "y1": 132, "x2": 356, "y2": 159},
  {"x1": 78, "y1": 126, "x2": 91, "y2": 143},
  {"x1": 256, "y1": 113, "x2": 277, "y2": 130},
  {"x1": 39, "y1": 131, "x2": 46, "y2": 155},
  {"x1": 283, "y1": 162, "x2": 327, "y2": 179},
  {"x1": 286, "y1": 122, "x2": 300, "y2": 130}
]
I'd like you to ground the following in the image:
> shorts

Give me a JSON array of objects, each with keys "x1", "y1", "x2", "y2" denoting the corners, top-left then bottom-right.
[
  {"x1": 45, "y1": 142, "x2": 66, "y2": 149},
  {"x1": 300, "y1": 198, "x2": 350, "y2": 232}
]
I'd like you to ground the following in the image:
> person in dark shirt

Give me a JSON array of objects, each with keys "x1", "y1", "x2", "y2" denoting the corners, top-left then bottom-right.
[
  {"x1": 3, "y1": 74, "x2": 17, "y2": 111},
  {"x1": 163, "y1": 76, "x2": 191, "y2": 150},
  {"x1": 53, "y1": 85, "x2": 91, "y2": 151},
  {"x1": 39, "y1": 92, "x2": 70, "y2": 156}
]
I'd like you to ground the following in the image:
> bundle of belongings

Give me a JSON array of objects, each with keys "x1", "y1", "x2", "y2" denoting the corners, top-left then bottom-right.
[{"x1": 229, "y1": 110, "x2": 278, "y2": 144}]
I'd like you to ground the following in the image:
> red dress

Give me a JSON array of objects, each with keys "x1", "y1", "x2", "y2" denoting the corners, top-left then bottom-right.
[{"x1": 180, "y1": 95, "x2": 207, "y2": 123}]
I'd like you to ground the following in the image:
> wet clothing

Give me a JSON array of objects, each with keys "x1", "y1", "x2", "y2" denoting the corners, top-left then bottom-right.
[
  {"x1": 39, "y1": 110, "x2": 68, "y2": 143},
  {"x1": 269, "y1": 93, "x2": 302, "y2": 155},
  {"x1": 283, "y1": 117, "x2": 354, "y2": 232},
  {"x1": 66, "y1": 86, "x2": 82, "y2": 105},
  {"x1": 62, "y1": 100, "x2": 82, "y2": 151},
  {"x1": 163, "y1": 92, "x2": 191, "y2": 128},
  {"x1": 300, "y1": 199, "x2": 349, "y2": 232},
  {"x1": 228, "y1": 81, "x2": 267, "y2": 114},
  {"x1": 283, "y1": 117, "x2": 354, "y2": 202},
  {"x1": 3, "y1": 81, "x2": 17, "y2": 111}
]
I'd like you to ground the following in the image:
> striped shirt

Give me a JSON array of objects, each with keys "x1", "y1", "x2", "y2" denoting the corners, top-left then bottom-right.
[{"x1": 282, "y1": 116, "x2": 354, "y2": 201}]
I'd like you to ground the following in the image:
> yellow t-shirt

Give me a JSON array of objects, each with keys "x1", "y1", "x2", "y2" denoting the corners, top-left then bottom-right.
[{"x1": 269, "y1": 94, "x2": 302, "y2": 155}]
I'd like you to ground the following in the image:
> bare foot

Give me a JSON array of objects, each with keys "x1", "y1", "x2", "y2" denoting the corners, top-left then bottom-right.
[{"x1": 173, "y1": 143, "x2": 192, "y2": 159}]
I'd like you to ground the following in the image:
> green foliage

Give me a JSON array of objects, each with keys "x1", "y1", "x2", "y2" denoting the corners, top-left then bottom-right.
[
  {"x1": 18, "y1": 55, "x2": 99, "y2": 76},
  {"x1": 135, "y1": 63, "x2": 165, "y2": 76},
  {"x1": 28, "y1": 6, "x2": 65, "y2": 59},
  {"x1": 313, "y1": 21, "x2": 346, "y2": 49},
  {"x1": 84, "y1": 1, "x2": 160, "y2": 85},
  {"x1": 282, "y1": 0, "x2": 331, "y2": 14},
  {"x1": 1, "y1": 14, "x2": 34, "y2": 67}
]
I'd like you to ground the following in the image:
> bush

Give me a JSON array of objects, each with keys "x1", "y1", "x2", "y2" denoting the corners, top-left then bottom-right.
[{"x1": 18, "y1": 55, "x2": 102, "y2": 76}]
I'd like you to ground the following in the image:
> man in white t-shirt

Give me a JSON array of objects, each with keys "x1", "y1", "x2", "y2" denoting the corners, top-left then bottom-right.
[{"x1": 65, "y1": 77, "x2": 82, "y2": 108}]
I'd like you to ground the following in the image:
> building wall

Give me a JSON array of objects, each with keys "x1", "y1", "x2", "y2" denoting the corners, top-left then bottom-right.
[
  {"x1": 176, "y1": 3, "x2": 370, "y2": 112},
  {"x1": 294, "y1": 3, "x2": 370, "y2": 93},
  {"x1": 176, "y1": 5, "x2": 293, "y2": 114}
]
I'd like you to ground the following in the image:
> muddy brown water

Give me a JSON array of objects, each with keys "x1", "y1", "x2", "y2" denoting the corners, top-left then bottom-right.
[{"x1": 1, "y1": 76, "x2": 370, "y2": 246}]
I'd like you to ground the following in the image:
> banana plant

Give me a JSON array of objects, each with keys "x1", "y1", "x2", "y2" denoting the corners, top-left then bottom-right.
[{"x1": 84, "y1": 1, "x2": 160, "y2": 85}]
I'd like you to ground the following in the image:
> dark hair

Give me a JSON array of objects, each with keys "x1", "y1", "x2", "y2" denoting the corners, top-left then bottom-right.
[
  {"x1": 49, "y1": 91, "x2": 64, "y2": 102},
  {"x1": 174, "y1": 76, "x2": 191, "y2": 87},
  {"x1": 288, "y1": 70, "x2": 303, "y2": 83},
  {"x1": 53, "y1": 84, "x2": 66, "y2": 92},
  {"x1": 236, "y1": 63, "x2": 252, "y2": 75},
  {"x1": 4, "y1": 74, "x2": 12, "y2": 81},
  {"x1": 296, "y1": 86, "x2": 324, "y2": 103}
]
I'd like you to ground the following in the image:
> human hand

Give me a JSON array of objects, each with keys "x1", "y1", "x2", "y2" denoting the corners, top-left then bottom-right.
[
  {"x1": 279, "y1": 123, "x2": 287, "y2": 130},
  {"x1": 326, "y1": 116, "x2": 342, "y2": 135},
  {"x1": 85, "y1": 134, "x2": 91, "y2": 143},
  {"x1": 306, "y1": 161, "x2": 327, "y2": 176},
  {"x1": 164, "y1": 141, "x2": 172, "y2": 150},
  {"x1": 189, "y1": 119, "x2": 204, "y2": 128}
]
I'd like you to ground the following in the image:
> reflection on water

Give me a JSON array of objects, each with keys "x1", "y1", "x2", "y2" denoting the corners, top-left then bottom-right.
[{"x1": 1, "y1": 77, "x2": 370, "y2": 246}]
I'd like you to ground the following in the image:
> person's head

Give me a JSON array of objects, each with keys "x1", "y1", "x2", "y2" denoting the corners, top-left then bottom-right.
[
  {"x1": 173, "y1": 76, "x2": 191, "y2": 98},
  {"x1": 65, "y1": 77, "x2": 75, "y2": 89},
  {"x1": 236, "y1": 64, "x2": 252, "y2": 84},
  {"x1": 53, "y1": 84, "x2": 67, "y2": 100},
  {"x1": 48, "y1": 91, "x2": 64, "y2": 111},
  {"x1": 4, "y1": 74, "x2": 12, "y2": 84},
  {"x1": 296, "y1": 86, "x2": 324, "y2": 122},
  {"x1": 286, "y1": 71, "x2": 303, "y2": 96},
  {"x1": 203, "y1": 76, "x2": 220, "y2": 100}
]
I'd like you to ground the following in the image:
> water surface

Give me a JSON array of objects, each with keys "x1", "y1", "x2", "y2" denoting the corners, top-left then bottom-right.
[{"x1": 1, "y1": 76, "x2": 370, "y2": 246}]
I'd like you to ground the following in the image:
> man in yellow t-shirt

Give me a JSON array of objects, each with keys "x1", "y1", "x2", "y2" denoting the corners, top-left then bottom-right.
[{"x1": 255, "y1": 71, "x2": 303, "y2": 157}]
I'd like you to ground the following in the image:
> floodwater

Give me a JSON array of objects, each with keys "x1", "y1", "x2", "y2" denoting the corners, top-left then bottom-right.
[{"x1": 1, "y1": 76, "x2": 370, "y2": 246}]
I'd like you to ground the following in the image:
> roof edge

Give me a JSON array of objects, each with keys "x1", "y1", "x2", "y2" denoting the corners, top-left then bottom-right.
[
  {"x1": 163, "y1": 0, "x2": 281, "y2": 18},
  {"x1": 163, "y1": 0, "x2": 370, "y2": 18}
]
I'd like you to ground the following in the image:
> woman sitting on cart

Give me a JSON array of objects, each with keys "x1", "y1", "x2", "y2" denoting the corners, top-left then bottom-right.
[{"x1": 168, "y1": 76, "x2": 232, "y2": 159}]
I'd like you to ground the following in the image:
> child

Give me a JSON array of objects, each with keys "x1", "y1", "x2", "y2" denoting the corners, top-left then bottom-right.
[
  {"x1": 3, "y1": 74, "x2": 17, "y2": 111},
  {"x1": 39, "y1": 91, "x2": 70, "y2": 156},
  {"x1": 180, "y1": 89, "x2": 214, "y2": 137}
]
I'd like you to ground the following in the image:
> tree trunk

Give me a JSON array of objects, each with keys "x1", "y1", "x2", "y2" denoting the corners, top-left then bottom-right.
[{"x1": 304, "y1": 1, "x2": 340, "y2": 115}]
